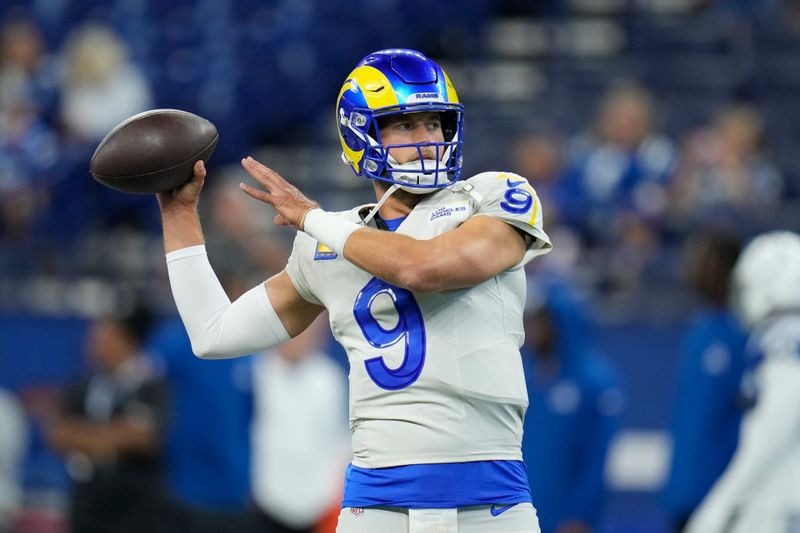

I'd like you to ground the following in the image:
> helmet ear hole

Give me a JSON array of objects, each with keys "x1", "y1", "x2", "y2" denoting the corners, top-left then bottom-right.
[
  {"x1": 368, "y1": 120, "x2": 381, "y2": 142},
  {"x1": 441, "y1": 111, "x2": 458, "y2": 142}
]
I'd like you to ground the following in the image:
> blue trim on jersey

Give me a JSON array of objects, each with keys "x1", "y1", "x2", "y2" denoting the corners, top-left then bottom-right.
[
  {"x1": 342, "y1": 461, "x2": 532, "y2": 508},
  {"x1": 380, "y1": 216, "x2": 406, "y2": 232}
]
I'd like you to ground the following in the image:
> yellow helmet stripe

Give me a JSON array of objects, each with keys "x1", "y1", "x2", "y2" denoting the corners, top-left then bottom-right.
[
  {"x1": 350, "y1": 65, "x2": 400, "y2": 109},
  {"x1": 336, "y1": 77, "x2": 364, "y2": 172},
  {"x1": 442, "y1": 69, "x2": 459, "y2": 104},
  {"x1": 336, "y1": 65, "x2": 401, "y2": 173}
]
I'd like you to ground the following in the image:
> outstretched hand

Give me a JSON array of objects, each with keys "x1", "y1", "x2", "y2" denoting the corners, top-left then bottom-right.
[{"x1": 239, "y1": 156, "x2": 319, "y2": 231}]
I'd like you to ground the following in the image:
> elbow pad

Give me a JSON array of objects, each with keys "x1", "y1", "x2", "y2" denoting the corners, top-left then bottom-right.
[{"x1": 166, "y1": 245, "x2": 289, "y2": 359}]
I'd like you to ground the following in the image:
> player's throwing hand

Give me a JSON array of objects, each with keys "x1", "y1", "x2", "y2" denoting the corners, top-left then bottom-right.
[
  {"x1": 156, "y1": 160, "x2": 206, "y2": 215},
  {"x1": 239, "y1": 156, "x2": 319, "y2": 230}
]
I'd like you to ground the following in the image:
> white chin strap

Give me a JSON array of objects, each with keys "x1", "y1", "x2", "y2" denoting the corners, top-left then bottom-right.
[{"x1": 361, "y1": 183, "x2": 402, "y2": 226}]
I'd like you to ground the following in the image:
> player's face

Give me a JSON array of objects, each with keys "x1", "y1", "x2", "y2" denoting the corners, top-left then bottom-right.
[
  {"x1": 85, "y1": 320, "x2": 130, "y2": 371},
  {"x1": 378, "y1": 112, "x2": 445, "y2": 164}
]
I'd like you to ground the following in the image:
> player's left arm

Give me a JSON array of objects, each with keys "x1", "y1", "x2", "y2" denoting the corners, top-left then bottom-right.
[{"x1": 240, "y1": 158, "x2": 544, "y2": 293}]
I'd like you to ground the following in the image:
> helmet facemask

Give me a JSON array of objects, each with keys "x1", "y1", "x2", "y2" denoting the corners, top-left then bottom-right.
[{"x1": 343, "y1": 105, "x2": 463, "y2": 194}]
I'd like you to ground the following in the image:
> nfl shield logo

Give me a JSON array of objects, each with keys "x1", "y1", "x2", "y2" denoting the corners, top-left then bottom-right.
[{"x1": 350, "y1": 508, "x2": 364, "y2": 517}]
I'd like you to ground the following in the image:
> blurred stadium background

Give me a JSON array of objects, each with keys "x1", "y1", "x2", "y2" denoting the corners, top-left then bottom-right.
[{"x1": 1, "y1": 0, "x2": 799, "y2": 531}]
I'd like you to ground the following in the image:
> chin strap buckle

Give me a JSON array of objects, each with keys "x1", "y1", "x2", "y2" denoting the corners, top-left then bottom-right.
[{"x1": 450, "y1": 181, "x2": 483, "y2": 202}]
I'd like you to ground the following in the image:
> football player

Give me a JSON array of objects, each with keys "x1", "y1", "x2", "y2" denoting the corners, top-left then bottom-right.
[
  {"x1": 157, "y1": 49, "x2": 552, "y2": 532},
  {"x1": 686, "y1": 231, "x2": 800, "y2": 533}
]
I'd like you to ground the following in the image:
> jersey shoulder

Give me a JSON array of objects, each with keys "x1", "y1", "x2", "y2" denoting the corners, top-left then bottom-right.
[
  {"x1": 458, "y1": 171, "x2": 552, "y2": 252},
  {"x1": 459, "y1": 171, "x2": 544, "y2": 220},
  {"x1": 461, "y1": 171, "x2": 537, "y2": 197}
]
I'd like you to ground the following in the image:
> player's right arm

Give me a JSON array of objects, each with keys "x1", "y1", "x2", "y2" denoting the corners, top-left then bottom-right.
[
  {"x1": 156, "y1": 161, "x2": 324, "y2": 359},
  {"x1": 264, "y1": 271, "x2": 325, "y2": 337}
]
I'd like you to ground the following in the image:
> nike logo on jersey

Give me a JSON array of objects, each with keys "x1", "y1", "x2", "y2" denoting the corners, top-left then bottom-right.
[{"x1": 490, "y1": 503, "x2": 517, "y2": 516}]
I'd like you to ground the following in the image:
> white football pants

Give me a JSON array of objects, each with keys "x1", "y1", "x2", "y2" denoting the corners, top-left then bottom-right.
[{"x1": 336, "y1": 503, "x2": 540, "y2": 533}]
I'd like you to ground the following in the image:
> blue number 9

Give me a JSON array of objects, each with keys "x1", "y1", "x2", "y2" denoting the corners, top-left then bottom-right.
[
  {"x1": 353, "y1": 277, "x2": 426, "y2": 390},
  {"x1": 501, "y1": 187, "x2": 533, "y2": 214}
]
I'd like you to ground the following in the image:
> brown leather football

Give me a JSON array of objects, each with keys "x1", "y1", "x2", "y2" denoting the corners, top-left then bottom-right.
[{"x1": 90, "y1": 109, "x2": 218, "y2": 194}]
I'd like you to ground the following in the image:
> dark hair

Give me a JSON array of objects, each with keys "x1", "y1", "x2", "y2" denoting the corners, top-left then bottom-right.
[
  {"x1": 683, "y1": 230, "x2": 742, "y2": 305},
  {"x1": 114, "y1": 303, "x2": 155, "y2": 345}
]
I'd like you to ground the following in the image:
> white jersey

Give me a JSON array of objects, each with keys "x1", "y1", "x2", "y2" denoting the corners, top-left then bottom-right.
[
  {"x1": 286, "y1": 172, "x2": 551, "y2": 468},
  {"x1": 686, "y1": 313, "x2": 800, "y2": 533}
]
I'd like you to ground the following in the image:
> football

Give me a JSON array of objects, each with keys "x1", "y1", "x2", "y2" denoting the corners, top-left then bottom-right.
[{"x1": 90, "y1": 109, "x2": 218, "y2": 194}]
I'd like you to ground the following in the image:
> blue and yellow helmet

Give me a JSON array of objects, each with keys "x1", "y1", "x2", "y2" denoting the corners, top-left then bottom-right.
[{"x1": 336, "y1": 49, "x2": 464, "y2": 191}]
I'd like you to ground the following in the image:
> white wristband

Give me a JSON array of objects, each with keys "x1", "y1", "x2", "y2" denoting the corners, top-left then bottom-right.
[
  {"x1": 303, "y1": 208, "x2": 360, "y2": 254},
  {"x1": 165, "y1": 245, "x2": 289, "y2": 359}
]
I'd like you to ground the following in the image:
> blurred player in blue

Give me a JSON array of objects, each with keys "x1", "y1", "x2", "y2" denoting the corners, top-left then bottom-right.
[
  {"x1": 155, "y1": 49, "x2": 552, "y2": 532},
  {"x1": 662, "y1": 231, "x2": 747, "y2": 531},
  {"x1": 146, "y1": 316, "x2": 253, "y2": 533},
  {"x1": 521, "y1": 284, "x2": 623, "y2": 533},
  {"x1": 687, "y1": 231, "x2": 800, "y2": 533}
]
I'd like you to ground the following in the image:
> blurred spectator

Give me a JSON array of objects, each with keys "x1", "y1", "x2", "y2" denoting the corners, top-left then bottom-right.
[
  {"x1": 521, "y1": 283, "x2": 624, "y2": 533},
  {"x1": 0, "y1": 387, "x2": 27, "y2": 533},
  {"x1": 0, "y1": 92, "x2": 63, "y2": 247},
  {"x1": 0, "y1": 18, "x2": 63, "y2": 250},
  {"x1": 59, "y1": 24, "x2": 152, "y2": 143},
  {"x1": 670, "y1": 105, "x2": 784, "y2": 233},
  {"x1": 146, "y1": 282, "x2": 254, "y2": 533},
  {"x1": 14, "y1": 23, "x2": 157, "y2": 247},
  {"x1": 662, "y1": 231, "x2": 747, "y2": 531},
  {"x1": 511, "y1": 132, "x2": 584, "y2": 285},
  {"x1": 512, "y1": 131, "x2": 569, "y2": 227},
  {"x1": 564, "y1": 82, "x2": 677, "y2": 242},
  {"x1": 250, "y1": 316, "x2": 350, "y2": 533},
  {"x1": 46, "y1": 305, "x2": 169, "y2": 533},
  {"x1": 563, "y1": 82, "x2": 677, "y2": 296},
  {"x1": 686, "y1": 231, "x2": 800, "y2": 533},
  {"x1": 0, "y1": 18, "x2": 58, "y2": 121}
]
